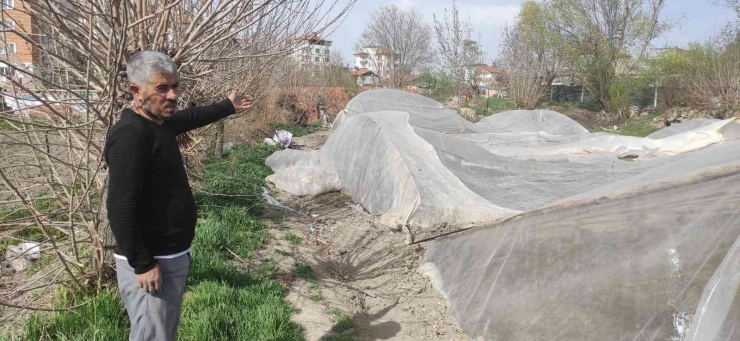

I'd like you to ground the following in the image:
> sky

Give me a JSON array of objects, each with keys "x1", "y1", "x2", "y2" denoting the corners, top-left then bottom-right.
[{"x1": 324, "y1": 0, "x2": 737, "y2": 65}]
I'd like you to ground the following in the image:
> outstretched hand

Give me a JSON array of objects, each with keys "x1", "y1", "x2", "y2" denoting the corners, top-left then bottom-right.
[{"x1": 229, "y1": 91, "x2": 254, "y2": 112}]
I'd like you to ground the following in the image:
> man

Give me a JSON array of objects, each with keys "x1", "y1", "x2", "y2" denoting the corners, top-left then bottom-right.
[{"x1": 104, "y1": 50, "x2": 253, "y2": 341}]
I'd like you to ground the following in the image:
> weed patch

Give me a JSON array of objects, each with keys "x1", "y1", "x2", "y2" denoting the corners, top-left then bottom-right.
[
  {"x1": 320, "y1": 309, "x2": 355, "y2": 341},
  {"x1": 294, "y1": 261, "x2": 314, "y2": 280},
  {"x1": 284, "y1": 232, "x2": 302, "y2": 245},
  {"x1": 308, "y1": 283, "x2": 322, "y2": 301}
]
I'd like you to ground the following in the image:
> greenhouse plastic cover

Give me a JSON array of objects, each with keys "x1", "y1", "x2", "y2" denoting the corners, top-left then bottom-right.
[{"x1": 265, "y1": 89, "x2": 740, "y2": 340}]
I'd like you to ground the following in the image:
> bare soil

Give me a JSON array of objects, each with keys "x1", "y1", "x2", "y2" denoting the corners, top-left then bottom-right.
[{"x1": 260, "y1": 131, "x2": 468, "y2": 341}]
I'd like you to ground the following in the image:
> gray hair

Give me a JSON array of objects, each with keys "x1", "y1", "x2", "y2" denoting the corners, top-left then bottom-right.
[{"x1": 127, "y1": 50, "x2": 178, "y2": 87}]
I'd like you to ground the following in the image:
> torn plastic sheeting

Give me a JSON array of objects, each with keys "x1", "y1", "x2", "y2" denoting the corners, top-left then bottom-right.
[
  {"x1": 261, "y1": 187, "x2": 305, "y2": 217},
  {"x1": 265, "y1": 149, "x2": 319, "y2": 172},
  {"x1": 266, "y1": 166, "x2": 340, "y2": 197},
  {"x1": 8, "y1": 242, "x2": 41, "y2": 260},
  {"x1": 273, "y1": 130, "x2": 293, "y2": 147}
]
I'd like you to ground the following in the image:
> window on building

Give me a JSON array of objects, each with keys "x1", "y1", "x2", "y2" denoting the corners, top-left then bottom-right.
[
  {"x1": 315, "y1": 48, "x2": 320, "y2": 54},
  {"x1": 324, "y1": 57, "x2": 329, "y2": 63},
  {"x1": 0, "y1": 42, "x2": 17, "y2": 55},
  {"x1": 314, "y1": 57, "x2": 319, "y2": 62},
  {"x1": 0, "y1": 19, "x2": 14, "y2": 31},
  {"x1": 2, "y1": 0, "x2": 13, "y2": 10},
  {"x1": 0, "y1": 65, "x2": 13, "y2": 77}
]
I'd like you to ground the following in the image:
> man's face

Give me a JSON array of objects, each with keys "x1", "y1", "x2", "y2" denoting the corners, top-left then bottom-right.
[{"x1": 131, "y1": 72, "x2": 180, "y2": 120}]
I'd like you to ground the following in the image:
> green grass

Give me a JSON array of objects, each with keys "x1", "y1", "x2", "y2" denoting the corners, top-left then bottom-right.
[
  {"x1": 591, "y1": 113, "x2": 661, "y2": 137},
  {"x1": 320, "y1": 309, "x2": 355, "y2": 341},
  {"x1": 25, "y1": 255, "x2": 54, "y2": 275},
  {"x1": 0, "y1": 197, "x2": 62, "y2": 224},
  {"x1": 284, "y1": 232, "x2": 302, "y2": 245},
  {"x1": 294, "y1": 261, "x2": 314, "y2": 280},
  {"x1": 544, "y1": 100, "x2": 601, "y2": 114},
  {"x1": 178, "y1": 281, "x2": 302, "y2": 341},
  {"x1": 478, "y1": 97, "x2": 517, "y2": 116},
  {"x1": 16, "y1": 289, "x2": 129, "y2": 341},
  {"x1": 273, "y1": 121, "x2": 322, "y2": 137},
  {"x1": 9, "y1": 143, "x2": 305, "y2": 341},
  {"x1": 0, "y1": 119, "x2": 12, "y2": 130},
  {"x1": 197, "y1": 144, "x2": 280, "y2": 214},
  {"x1": 308, "y1": 283, "x2": 322, "y2": 301}
]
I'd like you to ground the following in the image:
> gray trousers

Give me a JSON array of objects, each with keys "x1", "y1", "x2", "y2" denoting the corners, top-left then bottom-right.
[{"x1": 116, "y1": 254, "x2": 190, "y2": 341}]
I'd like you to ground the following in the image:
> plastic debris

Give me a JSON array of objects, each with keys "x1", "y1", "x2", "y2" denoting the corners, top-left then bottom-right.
[
  {"x1": 261, "y1": 187, "x2": 304, "y2": 217},
  {"x1": 6, "y1": 243, "x2": 41, "y2": 272},
  {"x1": 8, "y1": 243, "x2": 40, "y2": 260},
  {"x1": 273, "y1": 130, "x2": 293, "y2": 147}
]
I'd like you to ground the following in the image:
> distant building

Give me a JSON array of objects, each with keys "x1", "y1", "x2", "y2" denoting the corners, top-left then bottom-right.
[
  {"x1": 293, "y1": 33, "x2": 332, "y2": 65},
  {"x1": 0, "y1": 0, "x2": 40, "y2": 88},
  {"x1": 354, "y1": 46, "x2": 398, "y2": 79},
  {"x1": 475, "y1": 65, "x2": 504, "y2": 97},
  {"x1": 350, "y1": 68, "x2": 380, "y2": 87}
]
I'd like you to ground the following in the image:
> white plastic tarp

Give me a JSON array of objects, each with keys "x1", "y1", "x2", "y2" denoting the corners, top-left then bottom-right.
[{"x1": 265, "y1": 89, "x2": 740, "y2": 340}]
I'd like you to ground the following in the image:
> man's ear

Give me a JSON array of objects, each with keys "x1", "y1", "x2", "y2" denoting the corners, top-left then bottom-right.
[{"x1": 129, "y1": 84, "x2": 142, "y2": 103}]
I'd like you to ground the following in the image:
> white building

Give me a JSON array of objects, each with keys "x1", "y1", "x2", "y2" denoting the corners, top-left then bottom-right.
[
  {"x1": 293, "y1": 33, "x2": 332, "y2": 65},
  {"x1": 353, "y1": 46, "x2": 398, "y2": 78}
]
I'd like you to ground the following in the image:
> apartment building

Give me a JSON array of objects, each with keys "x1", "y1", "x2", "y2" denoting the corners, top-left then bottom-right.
[
  {"x1": 0, "y1": 0, "x2": 39, "y2": 87},
  {"x1": 293, "y1": 32, "x2": 332, "y2": 65},
  {"x1": 353, "y1": 46, "x2": 398, "y2": 78}
]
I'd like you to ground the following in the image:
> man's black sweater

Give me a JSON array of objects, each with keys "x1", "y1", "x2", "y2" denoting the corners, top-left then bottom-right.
[{"x1": 104, "y1": 99, "x2": 235, "y2": 274}]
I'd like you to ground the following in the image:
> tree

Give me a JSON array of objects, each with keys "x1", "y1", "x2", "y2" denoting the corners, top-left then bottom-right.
[
  {"x1": 499, "y1": 1, "x2": 565, "y2": 108},
  {"x1": 713, "y1": 0, "x2": 740, "y2": 42},
  {"x1": 433, "y1": 0, "x2": 486, "y2": 105},
  {"x1": 547, "y1": 0, "x2": 669, "y2": 115},
  {"x1": 0, "y1": 0, "x2": 354, "y2": 312},
  {"x1": 356, "y1": 5, "x2": 434, "y2": 88},
  {"x1": 501, "y1": 1, "x2": 564, "y2": 87},
  {"x1": 417, "y1": 69, "x2": 458, "y2": 102}
]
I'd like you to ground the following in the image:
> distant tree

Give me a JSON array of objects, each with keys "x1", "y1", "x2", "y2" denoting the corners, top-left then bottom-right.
[
  {"x1": 547, "y1": 0, "x2": 670, "y2": 115},
  {"x1": 499, "y1": 1, "x2": 565, "y2": 108},
  {"x1": 433, "y1": 0, "x2": 486, "y2": 105},
  {"x1": 417, "y1": 69, "x2": 458, "y2": 102},
  {"x1": 356, "y1": 5, "x2": 435, "y2": 88}
]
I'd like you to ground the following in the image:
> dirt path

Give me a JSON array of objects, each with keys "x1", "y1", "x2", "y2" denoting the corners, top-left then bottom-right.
[{"x1": 260, "y1": 131, "x2": 468, "y2": 341}]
